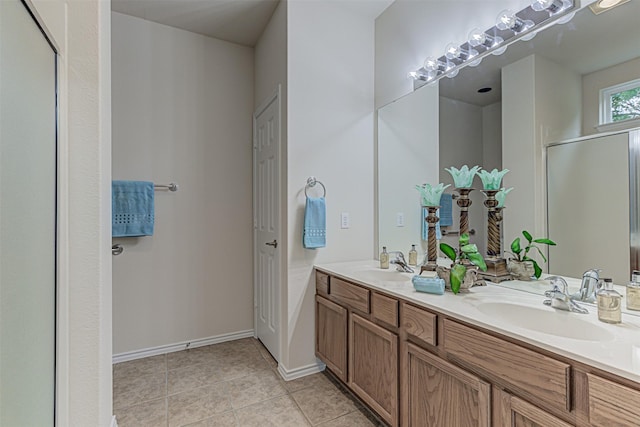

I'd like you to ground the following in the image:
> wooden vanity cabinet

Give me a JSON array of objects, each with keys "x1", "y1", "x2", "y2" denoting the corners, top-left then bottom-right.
[
  {"x1": 349, "y1": 313, "x2": 399, "y2": 426},
  {"x1": 405, "y1": 342, "x2": 490, "y2": 427},
  {"x1": 315, "y1": 269, "x2": 640, "y2": 427},
  {"x1": 493, "y1": 388, "x2": 573, "y2": 427},
  {"x1": 315, "y1": 295, "x2": 348, "y2": 382}
]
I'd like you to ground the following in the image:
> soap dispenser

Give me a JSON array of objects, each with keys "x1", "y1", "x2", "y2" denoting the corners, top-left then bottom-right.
[
  {"x1": 597, "y1": 278, "x2": 622, "y2": 324},
  {"x1": 380, "y1": 247, "x2": 389, "y2": 269},
  {"x1": 408, "y1": 244, "x2": 418, "y2": 266}
]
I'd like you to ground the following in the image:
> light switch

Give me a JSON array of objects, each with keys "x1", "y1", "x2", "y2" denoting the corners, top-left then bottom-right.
[
  {"x1": 396, "y1": 212, "x2": 405, "y2": 227},
  {"x1": 341, "y1": 212, "x2": 350, "y2": 229}
]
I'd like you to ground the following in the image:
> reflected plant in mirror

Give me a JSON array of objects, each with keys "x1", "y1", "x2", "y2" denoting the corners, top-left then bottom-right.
[
  {"x1": 476, "y1": 168, "x2": 509, "y2": 190},
  {"x1": 496, "y1": 187, "x2": 513, "y2": 208},
  {"x1": 445, "y1": 165, "x2": 481, "y2": 188},
  {"x1": 507, "y1": 230, "x2": 557, "y2": 280},
  {"x1": 415, "y1": 183, "x2": 450, "y2": 207}
]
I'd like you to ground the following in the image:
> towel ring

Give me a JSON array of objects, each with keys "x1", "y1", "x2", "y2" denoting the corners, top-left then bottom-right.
[{"x1": 305, "y1": 176, "x2": 326, "y2": 198}]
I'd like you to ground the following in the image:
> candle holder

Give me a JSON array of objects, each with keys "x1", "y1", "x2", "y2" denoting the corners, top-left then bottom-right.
[
  {"x1": 478, "y1": 190, "x2": 512, "y2": 282},
  {"x1": 420, "y1": 206, "x2": 440, "y2": 273},
  {"x1": 455, "y1": 188, "x2": 473, "y2": 243}
]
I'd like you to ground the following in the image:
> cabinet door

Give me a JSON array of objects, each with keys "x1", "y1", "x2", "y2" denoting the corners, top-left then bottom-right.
[
  {"x1": 406, "y1": 343, "x2": 490, "y2": 427},
  {"x1": 315, "y1": 295, "x2": 348, "y2": 382},
  {"x1": 494, "y1": 388, "x2": 573, "y2": 427},
  {"x1": 349, "y1": 313, "x2": 398, "y2": 426}
]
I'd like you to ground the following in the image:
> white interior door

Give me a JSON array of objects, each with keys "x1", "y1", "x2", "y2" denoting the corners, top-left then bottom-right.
[
  {"x1": 0, "y1": 0, "x2": 57, "y2": 425},
  {"x1": 254, "y1": 88, "x2": 281, "y2": 361}
]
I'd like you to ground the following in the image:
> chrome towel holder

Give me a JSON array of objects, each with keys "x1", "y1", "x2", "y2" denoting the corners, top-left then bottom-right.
[
  {"x1": 305, "y1": 176, "x2": 326, "y2": 198},
  {"x1": 154, "y1": 182, "x2": 179, "y2": 192}
]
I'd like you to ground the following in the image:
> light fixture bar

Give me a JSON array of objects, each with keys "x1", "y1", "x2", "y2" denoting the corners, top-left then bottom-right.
[{"x1": 410, "y1": 0, "x2": 576, "y2": 89}]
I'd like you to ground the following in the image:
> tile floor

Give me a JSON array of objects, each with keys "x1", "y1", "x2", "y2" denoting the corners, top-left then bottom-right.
[{"x1": 113, "y1": 338, "x2": 385, "y2": 426}]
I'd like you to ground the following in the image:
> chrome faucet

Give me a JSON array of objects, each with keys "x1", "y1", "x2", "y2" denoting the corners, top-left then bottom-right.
[
  {"x1": 544, "y1": 276, "x2": 589, "y2": 314},
  {"x1": 389, "y1": 251, "x2": 414, "y2": 273},
  {"x1": 570, "y1": 268, "x2": 602, "y2": 303}
]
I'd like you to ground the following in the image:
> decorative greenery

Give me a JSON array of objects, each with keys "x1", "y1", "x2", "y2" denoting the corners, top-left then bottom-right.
[
  {"x1": 495, "y1": 187, "x2": 513, "y2": 208},
  {"x1": 507, "y1": 230, "x2": 556, "y2": 279},
  {"x1": 440, "y1": 233, "x2": 487, "y2": 294},
  {"x1": 415, "y1": 183, "x2": 450, "y2": 207},
  {"x1": 476, "y1": 168, "x2": 509, "y2": 190},
  {"x1": 445, "y1": 165, "x2": 481, "y2": 188}
]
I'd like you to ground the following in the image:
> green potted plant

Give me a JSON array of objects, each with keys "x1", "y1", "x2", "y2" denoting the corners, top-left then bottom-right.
[
  {"x1": 437, "y1": 233, "x2": 487, "y2": 294},
  {"x1": 507, "y1": 230, "x2": 556, "y2": 280}
]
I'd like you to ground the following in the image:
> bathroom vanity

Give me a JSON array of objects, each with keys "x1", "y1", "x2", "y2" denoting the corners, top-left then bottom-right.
[{"x1": 314, "y1": 261, "x2": 640, "y2": 427}]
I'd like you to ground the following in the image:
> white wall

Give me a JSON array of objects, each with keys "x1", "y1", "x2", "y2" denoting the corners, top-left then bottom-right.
[
  {"x1": 502, "y1": 54, "x2": 581, "y2": 248},
  {"x1": 582, "y1": 57, "x2": 640, "y2": 135},
  {"x1": 439, "y1": 96, "x2": 486, "y2": 254},
  {"x1": 111, "y1": 13, "x2": 254, "y2": 355},
  {"x1": 378, "y1": 85, "x2": 439, "y2": 258},
  {"x1": 28, "y1": 0, "x2": 112, "y2": 425},
  {"x1": 285, "y1": 0, "x2": 378, "y2": 373},
  {"x1": 482, "y1": 102, "x2": 502, "y2": 172}
]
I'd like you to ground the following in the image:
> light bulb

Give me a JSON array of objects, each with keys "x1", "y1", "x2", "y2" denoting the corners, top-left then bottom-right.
[
  {"x1": 532, "y1": 0, "x2": 572, "y2": 14},
  {"x1": 496, "y1": 10, "x2": 533, "y2": 33},
  {"x1": 521, "y1": 31, "x2": 537, "y2": 41},
  {"x1": 468, "y1": 28, "x2": 486, "y2": 47},
  {"x1": 469, "y1": 57, "x2": 483, "y2": 67},
  {"x1": 556, "y1": 10, "x2": 575, "y2": 24},
  {"x1": 445, "y1": 43, "x2": 461, "y2": 60}
]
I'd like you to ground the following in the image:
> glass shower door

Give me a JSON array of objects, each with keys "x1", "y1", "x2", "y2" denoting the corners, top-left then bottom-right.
[{"x1": 0, "y1": 0, "x2": 57, "y2": 425}]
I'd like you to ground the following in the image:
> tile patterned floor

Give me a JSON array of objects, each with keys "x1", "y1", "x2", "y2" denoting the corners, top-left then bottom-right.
[{"x1": 113, "y1": 338, "x2": 385, "y2": 427}]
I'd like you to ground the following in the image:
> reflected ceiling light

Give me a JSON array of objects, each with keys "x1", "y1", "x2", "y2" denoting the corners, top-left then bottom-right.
[
  {"x1": 589, "y1": 0, "x2": 629, "y2": 15},
  {"x1": 408, "y1": 0, "x2": 576, "y2": 87},
  {"x1": 468, "y1": 28, "x2": 504, "y2": 49},
  {"x1": 531, "y1": 0, "x2": 573, "y2": 14},
  {"x1": 496, "y1": 10, "x2": 534, "y2": 33}
]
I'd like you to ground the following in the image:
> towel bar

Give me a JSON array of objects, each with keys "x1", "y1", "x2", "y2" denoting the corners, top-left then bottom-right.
[
  {"x1": 154, "y1": 183, "x2": 178, "y2": 192},
  {"x1": 112, "y1": 244, "x2": 123, "y2": 256},
  {"x1": 442, "y1": 228, "x2": 476, "y2": 236},
  {"x1": 305, "y1": 177, "x2": 326, "y2": 198}
]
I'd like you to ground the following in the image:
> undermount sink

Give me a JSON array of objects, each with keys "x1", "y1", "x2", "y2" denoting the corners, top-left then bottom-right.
[
  {"x1": 355, "y1": 269, "x2": 413, "y2": 283},
  {"x1": 476, "y1": 302, "x2": 615, "y2": 342}
]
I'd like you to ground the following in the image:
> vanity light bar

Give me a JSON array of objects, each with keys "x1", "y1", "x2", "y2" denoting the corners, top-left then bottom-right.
[{"x1": 410, "y1": 0, "x2": 576, "y2": 88}]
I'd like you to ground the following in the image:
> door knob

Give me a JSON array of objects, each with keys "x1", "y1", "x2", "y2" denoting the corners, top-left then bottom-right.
[{"x1": 265, "y1": 240, "x2": 278, "y2": 248}]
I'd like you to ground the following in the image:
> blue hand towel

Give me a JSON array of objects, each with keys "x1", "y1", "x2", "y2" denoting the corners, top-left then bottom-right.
[
  {"x1": 303, "y1": 197, "x2": 326, "y2": 249},
  {"x1": 112, "y1": 180, "x2": 155, "y2": 237},
  {"x1": 438, "y1": 193, "x2": 453, "y2": 227},
  {"x1": 412, "y1": 275, "x2": 445, "y2": 295},
  {"x1": 422, "y1": 207, "x2": 442, "y2": 241}
]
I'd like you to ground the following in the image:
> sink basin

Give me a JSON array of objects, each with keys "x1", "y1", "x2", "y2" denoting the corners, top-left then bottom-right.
[
  {"x1": 476, "y1": 302, "x2": 615, "y2": 341},
  {"x1": 355, "y1": 269, "x2": 413, "y2": 283}
]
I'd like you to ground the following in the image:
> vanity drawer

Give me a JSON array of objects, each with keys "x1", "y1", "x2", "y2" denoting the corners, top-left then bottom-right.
[
  {"x1": 443, "y1": 320, "x2": 570, "y2": 412},
  {"x1": 587, "y1": 373, "x2": 640, "y2": 426},
  {"x1": 401, "y1": 303, "x2": 437, "y2": 347},
  {"x1": 331, "y1": 277, "x2": 370, "y2": 314},
  {"x1": 372, "y1": 293, "x2": 398, "y2": 327},
  {"x1": 316, "y1": 271, "x2": 330, "y2": 296}
]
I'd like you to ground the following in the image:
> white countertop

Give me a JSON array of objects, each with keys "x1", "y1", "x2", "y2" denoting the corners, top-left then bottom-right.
[{"x1": 315, "y1": 259, "x2": 640, "y2": 384}]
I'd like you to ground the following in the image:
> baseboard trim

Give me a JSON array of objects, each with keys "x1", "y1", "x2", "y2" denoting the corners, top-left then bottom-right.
[
  {"x1": 277, "y1": 359, "x2": 326, "y2": 381},
  {"x1": 112, "y1": 330, "x2": 255, "y2": 364}
]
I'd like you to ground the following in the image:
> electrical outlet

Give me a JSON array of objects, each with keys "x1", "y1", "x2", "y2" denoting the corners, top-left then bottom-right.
[
  {"x1": 341, "y1": 212, "x2": 350, "y2": 229},
  {"x1": 396, "y1": 212, "x2": 405, "y2": 227}
]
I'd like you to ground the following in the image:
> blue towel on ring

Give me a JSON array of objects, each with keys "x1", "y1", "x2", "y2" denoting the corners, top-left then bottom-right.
[
  {"x1": 303, "y1": 197, "x2": 326, "y2": 249},
  {"x1": 112, "y1": 180, "x2": 155, "y2": 237},
  {"x1": 438, "y1": 193, "x2": 453, "y2": 227},
  {"x1": 422, "y1": 207, "x2": 443, "y2": 241}
]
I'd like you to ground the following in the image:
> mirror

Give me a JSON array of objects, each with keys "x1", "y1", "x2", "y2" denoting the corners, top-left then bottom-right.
[{"x1": 377, "y1": 1, "x2": 640, "y2": 288}]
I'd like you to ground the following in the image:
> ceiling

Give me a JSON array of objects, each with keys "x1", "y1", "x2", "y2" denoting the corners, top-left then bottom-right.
[
  {"x1": 438, "y1": 1, "x2": 640, "y2": 106},
  {"x1": 111, "y1": 0, "x2": 281, "y2": 47}
]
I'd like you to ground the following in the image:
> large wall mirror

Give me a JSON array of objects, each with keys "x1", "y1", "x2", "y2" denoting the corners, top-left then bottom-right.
[{"x1": 377, "y1": 1, "x2": 640, "y2": 286}]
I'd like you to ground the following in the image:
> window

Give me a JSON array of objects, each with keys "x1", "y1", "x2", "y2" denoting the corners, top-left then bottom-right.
[{"x1": 600, "y1": 78, "x2": 640, "y2": 125}]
